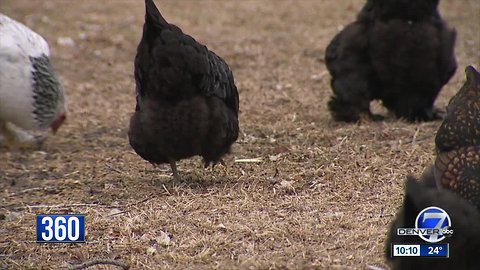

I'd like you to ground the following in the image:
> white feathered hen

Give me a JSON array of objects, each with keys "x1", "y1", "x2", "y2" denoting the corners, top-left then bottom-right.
[{"x1": 0, "y1": 13, "x2": 66, "y2": 148}]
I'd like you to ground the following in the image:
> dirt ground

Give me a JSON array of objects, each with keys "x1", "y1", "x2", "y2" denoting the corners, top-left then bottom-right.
[{"x1": 0, "y1": 0, "x2": 479, "y2": 269}]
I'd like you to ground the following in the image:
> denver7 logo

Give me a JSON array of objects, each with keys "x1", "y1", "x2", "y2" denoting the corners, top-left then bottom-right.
[{"x1": 415, "y1": 207, "x2": 452, "y2": 243}]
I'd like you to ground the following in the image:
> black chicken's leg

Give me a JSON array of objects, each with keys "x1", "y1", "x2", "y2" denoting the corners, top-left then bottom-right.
[{"x1": 169, "y1": 159, "x2": 180, "y2": 181}]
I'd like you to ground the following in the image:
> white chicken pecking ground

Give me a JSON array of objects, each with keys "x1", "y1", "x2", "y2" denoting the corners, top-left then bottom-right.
[{"x1": 0, "y1": 13, "x2": 67, "y2": 149}]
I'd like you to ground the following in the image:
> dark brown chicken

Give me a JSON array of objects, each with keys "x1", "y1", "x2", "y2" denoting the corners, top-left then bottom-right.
[
  {"x1": 434, "y1": 66, "x2": 480, "y2": 210},
  {"x1": 325, "y1": 0, "x2": 457, "y2": 122},
  {"x1": 385, "y1": 67, "x2": 480, "y2": 269},
  {"x1": 128, "y1": 0, "x2": 239, "y2": 181},
  {"x1": 385, "y1": 175, "x2": 480, "y2": 270},
  {"x1": 435, "y1": 66, "x2": 480, "y2": 152}
]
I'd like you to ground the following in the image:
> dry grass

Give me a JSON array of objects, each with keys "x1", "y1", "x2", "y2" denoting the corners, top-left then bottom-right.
[{"x1": 1, "y1": 0, "x2": 479, "y2": 269}]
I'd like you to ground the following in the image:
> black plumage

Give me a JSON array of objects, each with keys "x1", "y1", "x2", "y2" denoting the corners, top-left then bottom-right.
[
  {"x1": 434, "y1": 66, "x2": 480, "y2": 210},
  {"x1": 128, "y1": 0, "x2": 239, "y2": 180},
  {"x1": 386, "y1": 175, "x2": 480, "y2": 270},
  {"x1": 325, "y1": 0, "x2": 457, "y2": 122}
]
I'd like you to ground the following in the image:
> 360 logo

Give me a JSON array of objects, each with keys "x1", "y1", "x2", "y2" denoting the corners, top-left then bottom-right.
[
  {"x1": 36, "y1": 215, "x2": 85, "y2": 243},
  {"x1": 397, "y1": 206, "x2": 453, "y2": 243}
]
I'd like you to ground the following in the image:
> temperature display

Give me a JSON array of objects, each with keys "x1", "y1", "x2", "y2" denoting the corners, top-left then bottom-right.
[{"x1": 420, "y1": 244, "x2": 449, "y2": 257}]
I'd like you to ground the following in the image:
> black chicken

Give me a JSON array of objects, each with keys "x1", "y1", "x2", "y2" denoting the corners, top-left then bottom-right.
[
  {"x1": 434, "y1": 66, "x2": 480, "y2": 210},
  {"x1": 386, "y1": 175, "x2": 480, "y2": 270},
  {"x1": 128, "y1": 0, "x2": 239, "y2": 181},
  {"x1": 325, "y1": 0, "x2": 457, "y2": 122}
]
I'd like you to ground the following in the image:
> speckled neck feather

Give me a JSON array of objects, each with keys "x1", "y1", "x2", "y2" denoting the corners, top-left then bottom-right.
[{"x1": 30, "y1": 55, "x2": 63, "y2": 128}]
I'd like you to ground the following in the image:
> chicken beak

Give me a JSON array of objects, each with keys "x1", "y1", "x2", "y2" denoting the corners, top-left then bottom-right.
[{"x1": 50, "y1": 114, "x2": 66, "y2": 134}]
